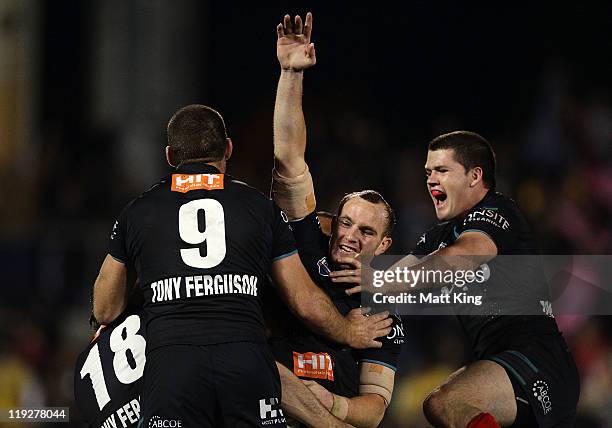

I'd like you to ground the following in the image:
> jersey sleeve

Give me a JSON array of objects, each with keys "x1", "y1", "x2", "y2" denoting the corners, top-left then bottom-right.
[
  {"x1": 290, "y1": 211, "x2": 329, "y2": 260},
  {"x1": 270, "y1": 203, "x2": 298, "y2": 261},
  {"x1": 455, "y1": 202, "x2": 515, "y2": 253},
  {"x1": 353, "y1": 314, "x2": 404, "y2": 371},
  {"x1": 410, "y1": 226, "x2": 440, "y2": 257},
  {"x1": 108, "y1": 207, "x2": 129, "y2": 264}
]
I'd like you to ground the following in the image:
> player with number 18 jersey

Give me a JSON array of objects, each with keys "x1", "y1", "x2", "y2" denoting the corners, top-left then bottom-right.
[{"x1": 74, "y1": 310, "x2": 146, "y2": 428}]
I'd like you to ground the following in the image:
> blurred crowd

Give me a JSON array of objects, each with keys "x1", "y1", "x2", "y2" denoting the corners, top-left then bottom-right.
[{"x1": 0, "y1": 3, "x2": 610, "y2": 427}]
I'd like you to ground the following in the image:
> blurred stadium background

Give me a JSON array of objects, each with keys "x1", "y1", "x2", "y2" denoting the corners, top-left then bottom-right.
[{"x1": 0, "y1": 1, "x2": 610, "y2": 426}]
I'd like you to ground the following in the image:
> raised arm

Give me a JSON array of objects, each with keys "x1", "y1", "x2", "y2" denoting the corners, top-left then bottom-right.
[
  {"x1": 270, "y1": 253, "x2": 391, "y2": 349},
  {"x1": 274, "y1": 12, "x2": 315, "y2": 177},
  {"x1": 273, "y1": 13, "x2": 318, "y2": 220}
]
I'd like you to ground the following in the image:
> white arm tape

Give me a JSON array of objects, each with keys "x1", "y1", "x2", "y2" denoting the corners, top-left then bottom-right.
[{"x1": 271, "y1": 166, "x2": 316, "y2": 220}]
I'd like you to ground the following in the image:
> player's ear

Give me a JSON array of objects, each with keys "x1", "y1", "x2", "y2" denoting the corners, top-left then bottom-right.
[
  {"x1": 375, "y1": 236, "x2": 392, "y2": 255},
  {"x1": 331, "y1": 215, "x2": 338, "y2": 231},
  {"x1": 469, "y1": 166, "x2": 483, "y2": 187},
  {"x1": 224, "y1": 138, "x2": 233, "y2": 161},
  {"x1": 165, "y1": 146, "x2": 176, "y2": 168}
]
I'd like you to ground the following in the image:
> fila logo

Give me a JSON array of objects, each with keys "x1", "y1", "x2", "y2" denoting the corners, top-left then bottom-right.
[
  {"x1": 293, "y1": 352, "x2": 334, "y2": 381},
  {"x1": 259, "y1": 397, "x2": 285, "y2": 425},
  {"x1": 171, "y1": 174, "x2": 224, "y2": 193}
]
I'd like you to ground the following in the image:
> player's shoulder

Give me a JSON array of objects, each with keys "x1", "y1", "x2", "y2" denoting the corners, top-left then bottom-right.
[
  {"x1": 225, "y1": 175, "x2": 282, "y2": 215},
  {"x1": 119, "y1": 177, "x2": 169, "y2": 214},
  {"x1": 464, "y1": 191, "x2": 525, "y2": 223},
  {"x1": 475, "y1": 191, "x2": 520, "y2": 211},
  {"x1": 417, "y1": 220, "x2": 453, "y2": 246},
  {"x1": 225, "y1": 175, "x2": 269, "y2": 199}
]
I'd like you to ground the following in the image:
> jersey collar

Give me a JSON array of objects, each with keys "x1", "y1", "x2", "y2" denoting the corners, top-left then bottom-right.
[{"x1": 175, "y1": 162, "x2": 222, "y2": 174}]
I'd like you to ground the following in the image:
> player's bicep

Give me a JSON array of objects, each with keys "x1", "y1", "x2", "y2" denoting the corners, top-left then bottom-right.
[
  {"x1": 270, "y1": 253, "x2": 323, "y2": 318},
  {"x1": 271, "y1": 253, "x2": 313, "y2": 297},
  {"x1": 93, "y1": 255, "x2": 129, "y2": 324},
  {"x1": 358, "y1": 362, "x2": 396, "y2": 407}
]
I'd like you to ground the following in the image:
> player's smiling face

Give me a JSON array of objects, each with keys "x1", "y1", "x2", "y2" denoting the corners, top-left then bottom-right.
[
  {"x1": 425, "y1": 149, "x2": 474, "y2": 221},
  {"x1": 329, "y1": 197, "x2": 391, "y2": 265}
]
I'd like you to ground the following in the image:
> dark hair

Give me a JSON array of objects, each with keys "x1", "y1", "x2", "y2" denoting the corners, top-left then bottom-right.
[
  {"x1": 337, "y1": 190, "x2": 396, "y2": 237},
  {"x1": 167, "y1": 104, "x2": 228, "y2": 165},
  {"x1": 429, "y1": 131, "x2": 496, "y2": 189}
]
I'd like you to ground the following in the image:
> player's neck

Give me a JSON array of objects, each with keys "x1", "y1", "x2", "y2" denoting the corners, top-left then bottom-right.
[
  {"x1": 177, "y1": 158, "x2": 227, "y2": 173},
  {"x1": 207, "y1": 159, "x2": 227, "y2": 173},
  {"x1": 456, "y1": 187, "x2": 490, "y2": 220}
]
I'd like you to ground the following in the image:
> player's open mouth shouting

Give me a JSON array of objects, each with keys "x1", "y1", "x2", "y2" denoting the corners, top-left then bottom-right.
[{"x1": 431, "y1": 188, "x2": 447, "y2": 209}]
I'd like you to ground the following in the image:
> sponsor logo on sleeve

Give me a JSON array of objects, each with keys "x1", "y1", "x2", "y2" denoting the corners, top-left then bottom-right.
[
  {"x1": 532, "y1": 380, "x2": 552, "y2": 414},
  {"x1": 292, "y1": 351, "x2": 334, "y2": 381},
  {"x1": 171, "y1": 174, "x2": 224, "y2": 193}
]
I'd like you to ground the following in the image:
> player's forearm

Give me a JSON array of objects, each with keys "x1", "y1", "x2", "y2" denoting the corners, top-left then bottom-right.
[
  {"x1": 293, "y1": 285, "x2": 352, "y2": 346},
  {"x1": 274, "y1": 69, "x2": 307, "y2": 177},
  {"x1": 277, "y1": 363, "x2": 353, "y2": 428},
  {"x1": 93, "y1": 278, "x2": 126, "y2": 324},
  {"x1": 380, "y1": 239, "x2": 494, "y2": 294},
  {"x1": 92, "y1": 255, "x2": 128, "y2": 324},
  {"x1": 334, "y1": 394, "x2": 386, "y2": 428}
]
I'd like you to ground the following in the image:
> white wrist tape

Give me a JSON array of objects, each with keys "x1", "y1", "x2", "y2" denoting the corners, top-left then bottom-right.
[
  {"x1": 330, "y1": 394, "x2": 349, "y2": 421},
  {"x1": 271, "y1": 166, "x2": 316, "y2": 220}
]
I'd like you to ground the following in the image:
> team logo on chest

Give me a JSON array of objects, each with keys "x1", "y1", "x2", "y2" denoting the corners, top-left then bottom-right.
[{"x1": 317, "y1": 257, "x2": 331, "y2": 277}]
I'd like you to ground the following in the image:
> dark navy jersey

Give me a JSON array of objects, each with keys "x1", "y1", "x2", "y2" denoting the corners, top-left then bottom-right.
[
  {"x1": 266, "y1": 211, "x2": 403, "y2": 395},
  {"x1": 412, "y1": 191, "x2": 561, "y2": 359},
  {"x1": 74, "y1": 311, "x2": 145, "y2": 428},
  {"x1": 109, "y1": 163, "x2": 296, "y2": 350}
]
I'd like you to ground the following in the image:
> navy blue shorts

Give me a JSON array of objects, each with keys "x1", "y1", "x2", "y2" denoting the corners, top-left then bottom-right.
[
  {"x1": 485, "y1": 335, "x2": 579, "y2": 427},
  {"x1": 142, "y1": 342, "x2": 286, "y2": 428}
]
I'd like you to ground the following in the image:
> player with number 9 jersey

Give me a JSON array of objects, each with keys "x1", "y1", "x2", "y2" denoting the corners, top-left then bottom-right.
[
  {"x1": 74, "y1": 310, "x2": 146, "y2": 428},
  {"x1": 107, "y1": 113, "x2": 296, "y2": 426}
]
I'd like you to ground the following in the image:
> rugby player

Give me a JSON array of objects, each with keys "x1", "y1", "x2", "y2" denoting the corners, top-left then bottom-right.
[
  {"x1": 364, "y1": 132, "x2": 580, "y2": 427},
  {"x1": 75, "y1": 289, "x2": 145, "y2": 428},
  {"x1": 269, "y1": 13, "x2": 404, "y2": 428},
  {"x1": 92, "y1": 104, "x2": 392, "y2": 427}
]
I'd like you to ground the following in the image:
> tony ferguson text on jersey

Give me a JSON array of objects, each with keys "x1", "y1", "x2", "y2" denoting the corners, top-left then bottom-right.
[{"x1": 150, "y1": 274, "x2": 259, "y2": 302}]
